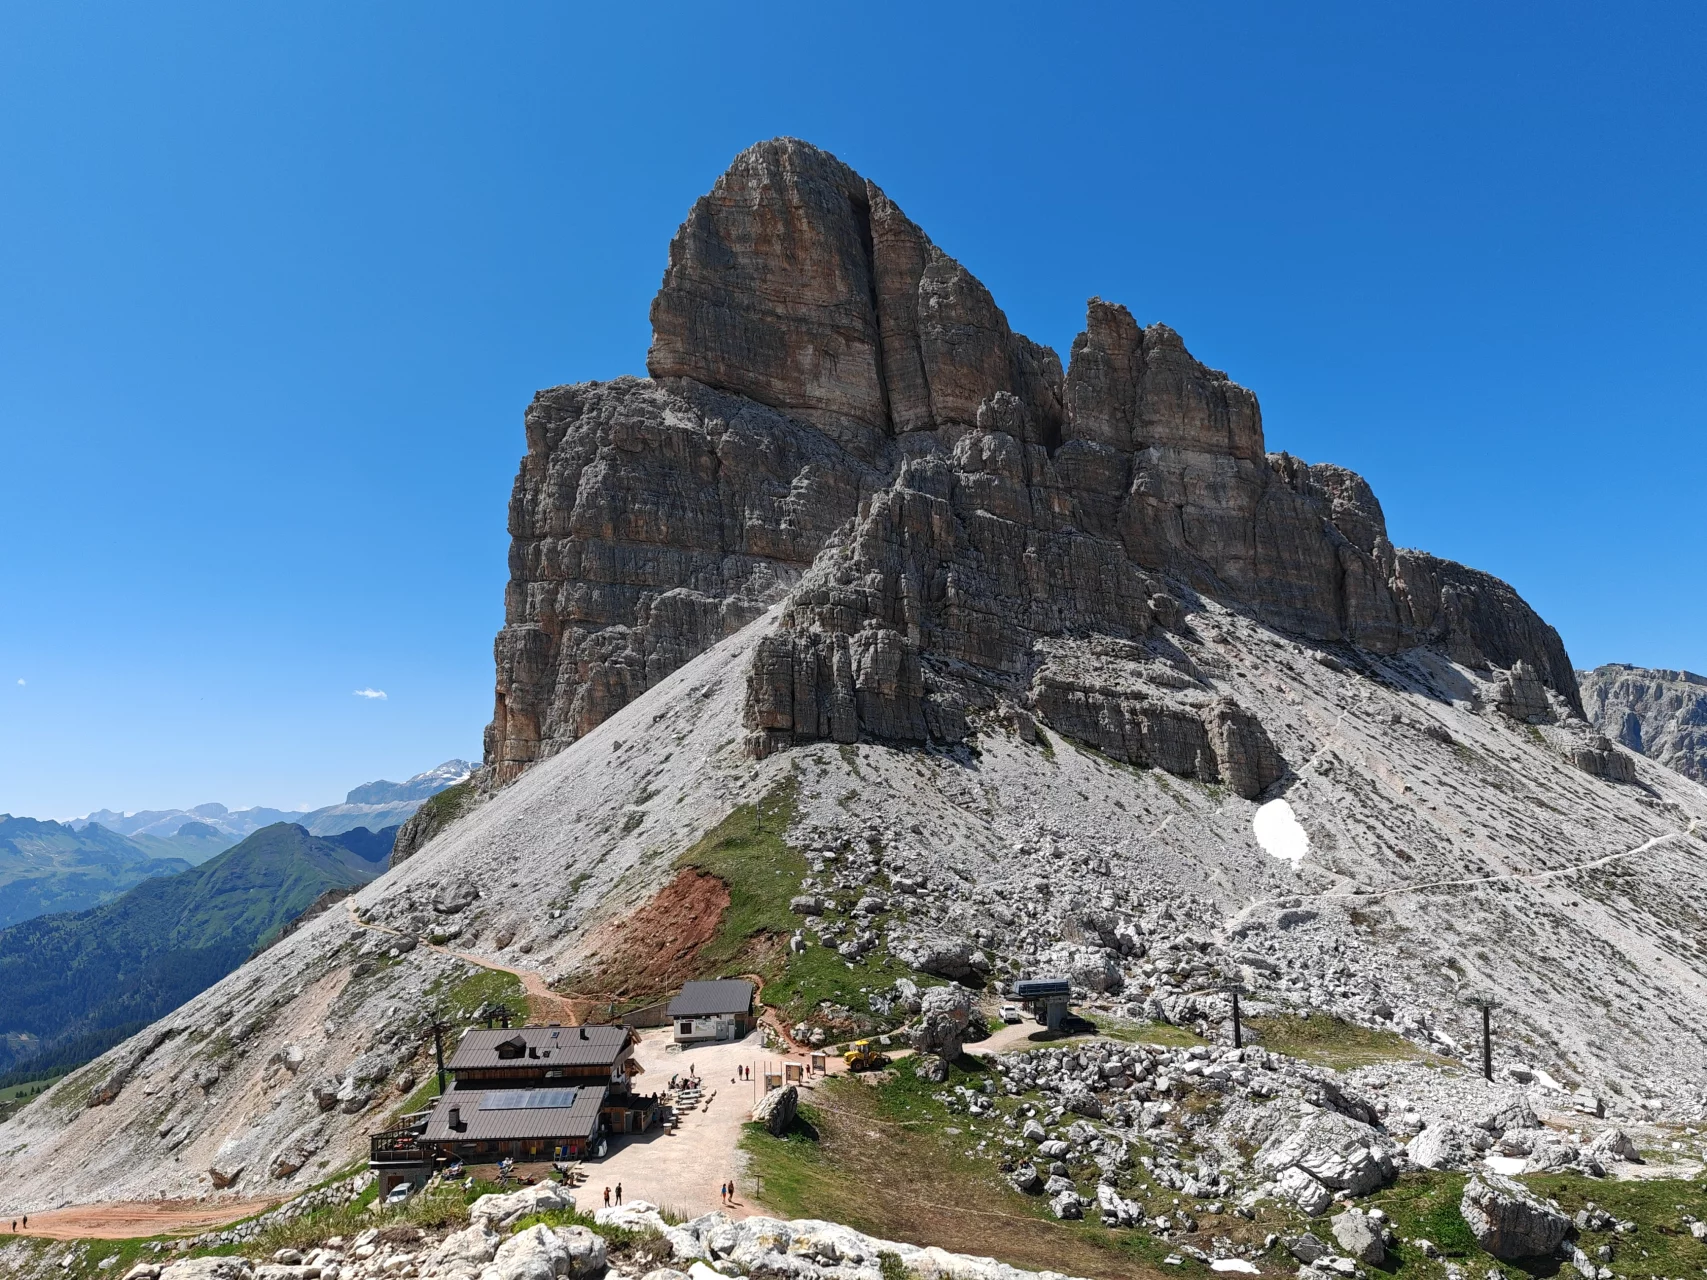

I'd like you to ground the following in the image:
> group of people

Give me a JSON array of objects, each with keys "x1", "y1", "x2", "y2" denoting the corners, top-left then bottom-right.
[
  {"x1": 8, "y1": 1216, "x2": 26, "y2": 1233},
  {"x1": 601, "y1": 1183, "x2": 624, "y2": 1207},
  {"x1": 719, "y1": 1179, "x2": 738, "y2": 1205}
]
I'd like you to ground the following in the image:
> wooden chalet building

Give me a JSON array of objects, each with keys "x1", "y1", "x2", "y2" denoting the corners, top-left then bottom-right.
[{"x1": 370, "y1": 1024, "x2": 660, "y2": 1180}]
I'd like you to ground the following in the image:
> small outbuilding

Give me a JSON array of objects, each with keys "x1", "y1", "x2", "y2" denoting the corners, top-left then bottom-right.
[{"x1": 668, "y1": 979, "x2": 756, "y2": 1043}]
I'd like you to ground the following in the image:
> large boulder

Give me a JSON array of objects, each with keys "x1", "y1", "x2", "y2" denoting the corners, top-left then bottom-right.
[
  {"x1": 1331, "y1": 1209, "x2": 1387, "y2": 1265},
  {"x1": 909, "y1": 983, "x2": 973, "y2": 1061},
  {"x1": 753, "y1": 1085, "x2": 798, "y2": 1135},
  {"x1": 1259, "y1": 1109, "x2": 1398, "y2": 1196},
  {"x1": 1037, "y1": 942, "x2": 1125, "y2": 994},
  {"x1": 1460, "y1": 1172, "x2": 1571, "y2": 1259},
  {"x1": 894, "y1": 935, "x2": 981, "y2": 982},
  {"x1": 428, "y1": 1222, "x2": 502, "y2": 1273},
  {"x1": 480, "y1": 1224, "x2": 574, "y2": 1280},
  {"x1": 1408, "y1": 1122, "x2": 1482, "y2": 1171},
  {"x1": 470, "y1": 1181, "x2": 576, "y2": 1229}
]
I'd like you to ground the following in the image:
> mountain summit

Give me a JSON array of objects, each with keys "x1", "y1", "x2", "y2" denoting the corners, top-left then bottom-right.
[
  {"x1": 487, "y1": 138, "x2": 1578, "y2": 788},
  {"x1": 1, "y1": 140, "x2": 1701, "y2": 1220}
]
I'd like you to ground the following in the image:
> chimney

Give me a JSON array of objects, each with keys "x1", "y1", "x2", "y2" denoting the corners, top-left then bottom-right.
[
  {"x1": 579, "y1": 1027, "x2": 588, "y2": 1040},
  {"x1": 448, "y1": 1106, "x2": 462, "y2": 1130}
]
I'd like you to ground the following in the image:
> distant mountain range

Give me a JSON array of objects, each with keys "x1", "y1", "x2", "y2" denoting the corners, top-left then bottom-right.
[
  {"x1": 71, "y1": 758, "x2": 474, "y2": 843},
  {"x1": 0, "y1": 822, "x2": 393, "y2": 1085},
  {"x1": 0, "y1": 760, "x2": 471, "y2": 932}
]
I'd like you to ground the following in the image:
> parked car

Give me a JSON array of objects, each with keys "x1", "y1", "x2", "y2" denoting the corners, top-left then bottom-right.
[
  {"x1": 1000, "y1": 1004, "x2": 1022, "y2": 1024},
  {"x1": 384, "y1": 1182, "x2": 413, "y2": 1205}
]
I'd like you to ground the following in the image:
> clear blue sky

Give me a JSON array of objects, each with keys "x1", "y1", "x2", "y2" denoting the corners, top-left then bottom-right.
[{"x1": 2, "y1": 3, "x2": 1702, "y2": 818}]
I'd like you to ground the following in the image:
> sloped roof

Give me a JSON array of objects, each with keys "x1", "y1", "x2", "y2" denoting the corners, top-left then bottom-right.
[
  {"x1": 420, "y1": 1086, "x2": 606, "y2": 1143},
  {"x1": 447, "y1": 1024, "x2": 630, "y2": 1070},
  {"x1": 667, "y1": 979, "x2": 755, "y2": 1018}
]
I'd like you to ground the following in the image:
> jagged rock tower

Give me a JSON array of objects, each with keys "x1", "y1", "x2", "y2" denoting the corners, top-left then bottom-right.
[{"x1": 485, "y1": 138, "x2": 1577, "y2": 794}]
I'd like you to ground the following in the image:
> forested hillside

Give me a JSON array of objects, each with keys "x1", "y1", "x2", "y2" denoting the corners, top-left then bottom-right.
[
  {"x1": 0, "y1": 816, "x2": 191, "y2": 930},
  {"x1": 0, "y1": 823, "x2": 393, "y2": 1083}
]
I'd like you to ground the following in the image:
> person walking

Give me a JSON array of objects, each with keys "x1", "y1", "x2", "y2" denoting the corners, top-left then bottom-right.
[
  {"x1": 615, "y1": 1182, "x2": 623, "y2": 1205},
  {"x1": 603, "y1": 1186, "x2": 610, "y2": 1207}
]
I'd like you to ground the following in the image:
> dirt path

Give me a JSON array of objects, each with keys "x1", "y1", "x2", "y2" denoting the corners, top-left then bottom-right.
[
  {"x1": 1232, "y1": 829, "x2": 1688, "y2": 924},
  {"x1": 14, "y1": 1198, "x2": 280, "y2": 1240},
  {"x1": 343, "y1": 902, "x2": 579, "y2": 1024}
]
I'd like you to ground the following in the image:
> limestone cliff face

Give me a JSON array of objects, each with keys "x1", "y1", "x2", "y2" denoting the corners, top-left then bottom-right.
[
  {"x1": 485, "y1": 375, "x2": 878, "y2": 782},
  {"x1": 487, "y1": 137, "x2": 1581, "y2": 785},
  {"x1": 1579, "y1": 664, "x2": 1707, "y2": 782}
]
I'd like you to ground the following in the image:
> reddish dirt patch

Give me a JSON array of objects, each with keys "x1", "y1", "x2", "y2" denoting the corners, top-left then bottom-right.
[
  {"x1": 572, "y1": 868, "x2": 731, "y2": 1003},
  {"x1": 16, "y1": 1198, "x2": 280, "y2": 1239}
]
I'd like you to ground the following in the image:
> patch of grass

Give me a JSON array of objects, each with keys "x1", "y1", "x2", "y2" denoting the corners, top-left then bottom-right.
[
  {"x1": 762, "y1": 941, "x2": 920, "y2": 1028},
  {"x1": 1364, "y1": 1169, "x2": 1479, "y2": 1265},
  {"x1": 742, "y1": 1061, "x2": 1185, "y2": 1280},
  {"x1": 1527, "y1": 1172, "x2": 1707, "y2": 1280},
  {"x1": 673, "y1": 781, "x2": 924, "y2": 1032},
  {"x1": 675, "y1": 780, "x2": 808, "y2": 973},
  {"x1": 1088, "y1": 1017, "x2": 1207, "y2": 1048},
  {"x1": 1246, "y1": 1013, "x2": 1428, "y2": 1068},
  {"x1": 429, "y1": 965, "x2": 527, "y2": 1026}
]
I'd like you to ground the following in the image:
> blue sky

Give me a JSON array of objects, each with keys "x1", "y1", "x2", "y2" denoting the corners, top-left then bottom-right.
[{"x1": 1, "y1": 3, "x2": 1702, "y2": 818}]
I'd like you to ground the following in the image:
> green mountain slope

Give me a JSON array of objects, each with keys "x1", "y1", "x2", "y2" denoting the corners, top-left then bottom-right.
[
  {"x1": 0, "y1": 823, "x2": 393, "y2": 1081},
  {"x1": 0, "y1": 816, "x2": 192, "y2": 930},
  {"x1": 125, "y1": 819, "x2": 241, "y2": 866}
]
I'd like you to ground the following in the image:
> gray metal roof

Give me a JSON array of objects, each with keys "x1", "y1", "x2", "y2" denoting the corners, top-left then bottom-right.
[
  {"x1": 421, "y1": 1086, "x2": 607, "y2": 1143},
  {"x1": 667, "y1": 979, "x2": 755, "y2": 1018},
  {"x1": 446, "y1": 1025, "x2": 631, "y2": 1071}
]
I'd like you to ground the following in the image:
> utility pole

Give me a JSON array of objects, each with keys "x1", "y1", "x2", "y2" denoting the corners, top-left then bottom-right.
[
  {"x1": 429, "y1": 1017, "x2": 451, "y2": 1096},
  {"x1": 1460, "y1": 992, "x2": 1497, "y2": 1082},
  {"x1": 1197, "y1": 980, "x2": 1248, "y2": 1050}
]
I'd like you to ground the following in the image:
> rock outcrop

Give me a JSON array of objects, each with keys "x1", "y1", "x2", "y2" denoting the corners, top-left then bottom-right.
[
  {"x1": 1460, "y1": 1171, "x2": 1571, "y2": 1259},
  {"x1": 1579, "y1": 663, "x2": 1707, "y2": 782},
  {"x1": 484, "y1": 137, "x2": 1585, "y2": 786}
]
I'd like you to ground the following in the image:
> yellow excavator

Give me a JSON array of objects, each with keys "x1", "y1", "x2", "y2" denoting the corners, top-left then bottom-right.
[{"x1": 842, "y1": 1039, "x2": 890, "y2": 1072}]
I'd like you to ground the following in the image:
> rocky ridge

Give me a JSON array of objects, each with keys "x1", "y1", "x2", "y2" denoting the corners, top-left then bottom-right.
[{"x1": 1579, "y1": 663, "x2": 1707, "y2": 783}]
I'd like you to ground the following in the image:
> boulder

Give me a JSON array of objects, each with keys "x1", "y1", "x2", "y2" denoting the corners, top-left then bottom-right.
[
  {"x1": 1408, "y1": 1122, "x2": 1481, "y2": 1171},
  {"x1": 553, "y1": 1225, "x2": 608, "y2": 1277},
  {"x1": 481, "y1": 1223, "x2": 573, "y2": 1280},
  {"x1": 470, "y1": 1181, "x2": 576, "y2": 1229},
  {"x1": 159, "y1": 1261, "x2": 251, "y2": 1280},
  {"x1": 1460, "y1": 1172, "x2": 1571, "y2": 1259},
  {"x1": 908, "y1": 983, "x2": 972, "y2": 1060},
  {"x1": 428, "y1": 1222, "x2": 502, "y2": 1272},
  {"x1": 1331, "y1": 1209, "x2": 1387, "y2": 1265},
  {"x1": 1286, "y1": 1233, "x2": 1331, "y2": 1263},
  {"x1": 1276, "y1": 1165, "x2": 1335, "y2": 1217},
  {"x1": 1478, "y1": 1099, "x2": 1541, "y2": 1133},
  {"x1": 1260, "y1": 1110, "x2": 1397, "y2": 1196},
  {"x1": 753, "y1": 1086, "x2": 798, "y2": 1135},
  {"x1": 1587, "y1": 1128, "x2": 1641, "y2": 1163},
  {"x1": 895, "y1": 936, "x2": 981, "y2": 982},
  {"x1": 1009, "y1": 1163, "x2": 1043, "y2": 1194},
  {"x1": 1050, "y1": 1190, "x2": 1084, "y2": 1220}
]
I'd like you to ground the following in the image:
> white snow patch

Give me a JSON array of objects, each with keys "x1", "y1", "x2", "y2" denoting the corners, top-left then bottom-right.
[
  {"x1": 1253, "y1": 798, "x2": 1309, "y2": 867},
  {"x1": 1211, "y1": 1262, "x2": 1261, "y2": 1274},
  {"x1": 1485, "y1": 1155, "x2": 1527, "y2": 1175}
]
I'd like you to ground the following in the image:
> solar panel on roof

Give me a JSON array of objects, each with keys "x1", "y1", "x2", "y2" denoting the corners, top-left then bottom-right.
[{"x1": 478, "y1": 1088, "x2": 581, "y2": 1111}]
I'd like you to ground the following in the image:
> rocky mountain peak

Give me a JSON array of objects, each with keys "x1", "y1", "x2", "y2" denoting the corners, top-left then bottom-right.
[{"x1": 489, "y1": 137, "x2": 1581, "y2": 782}]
